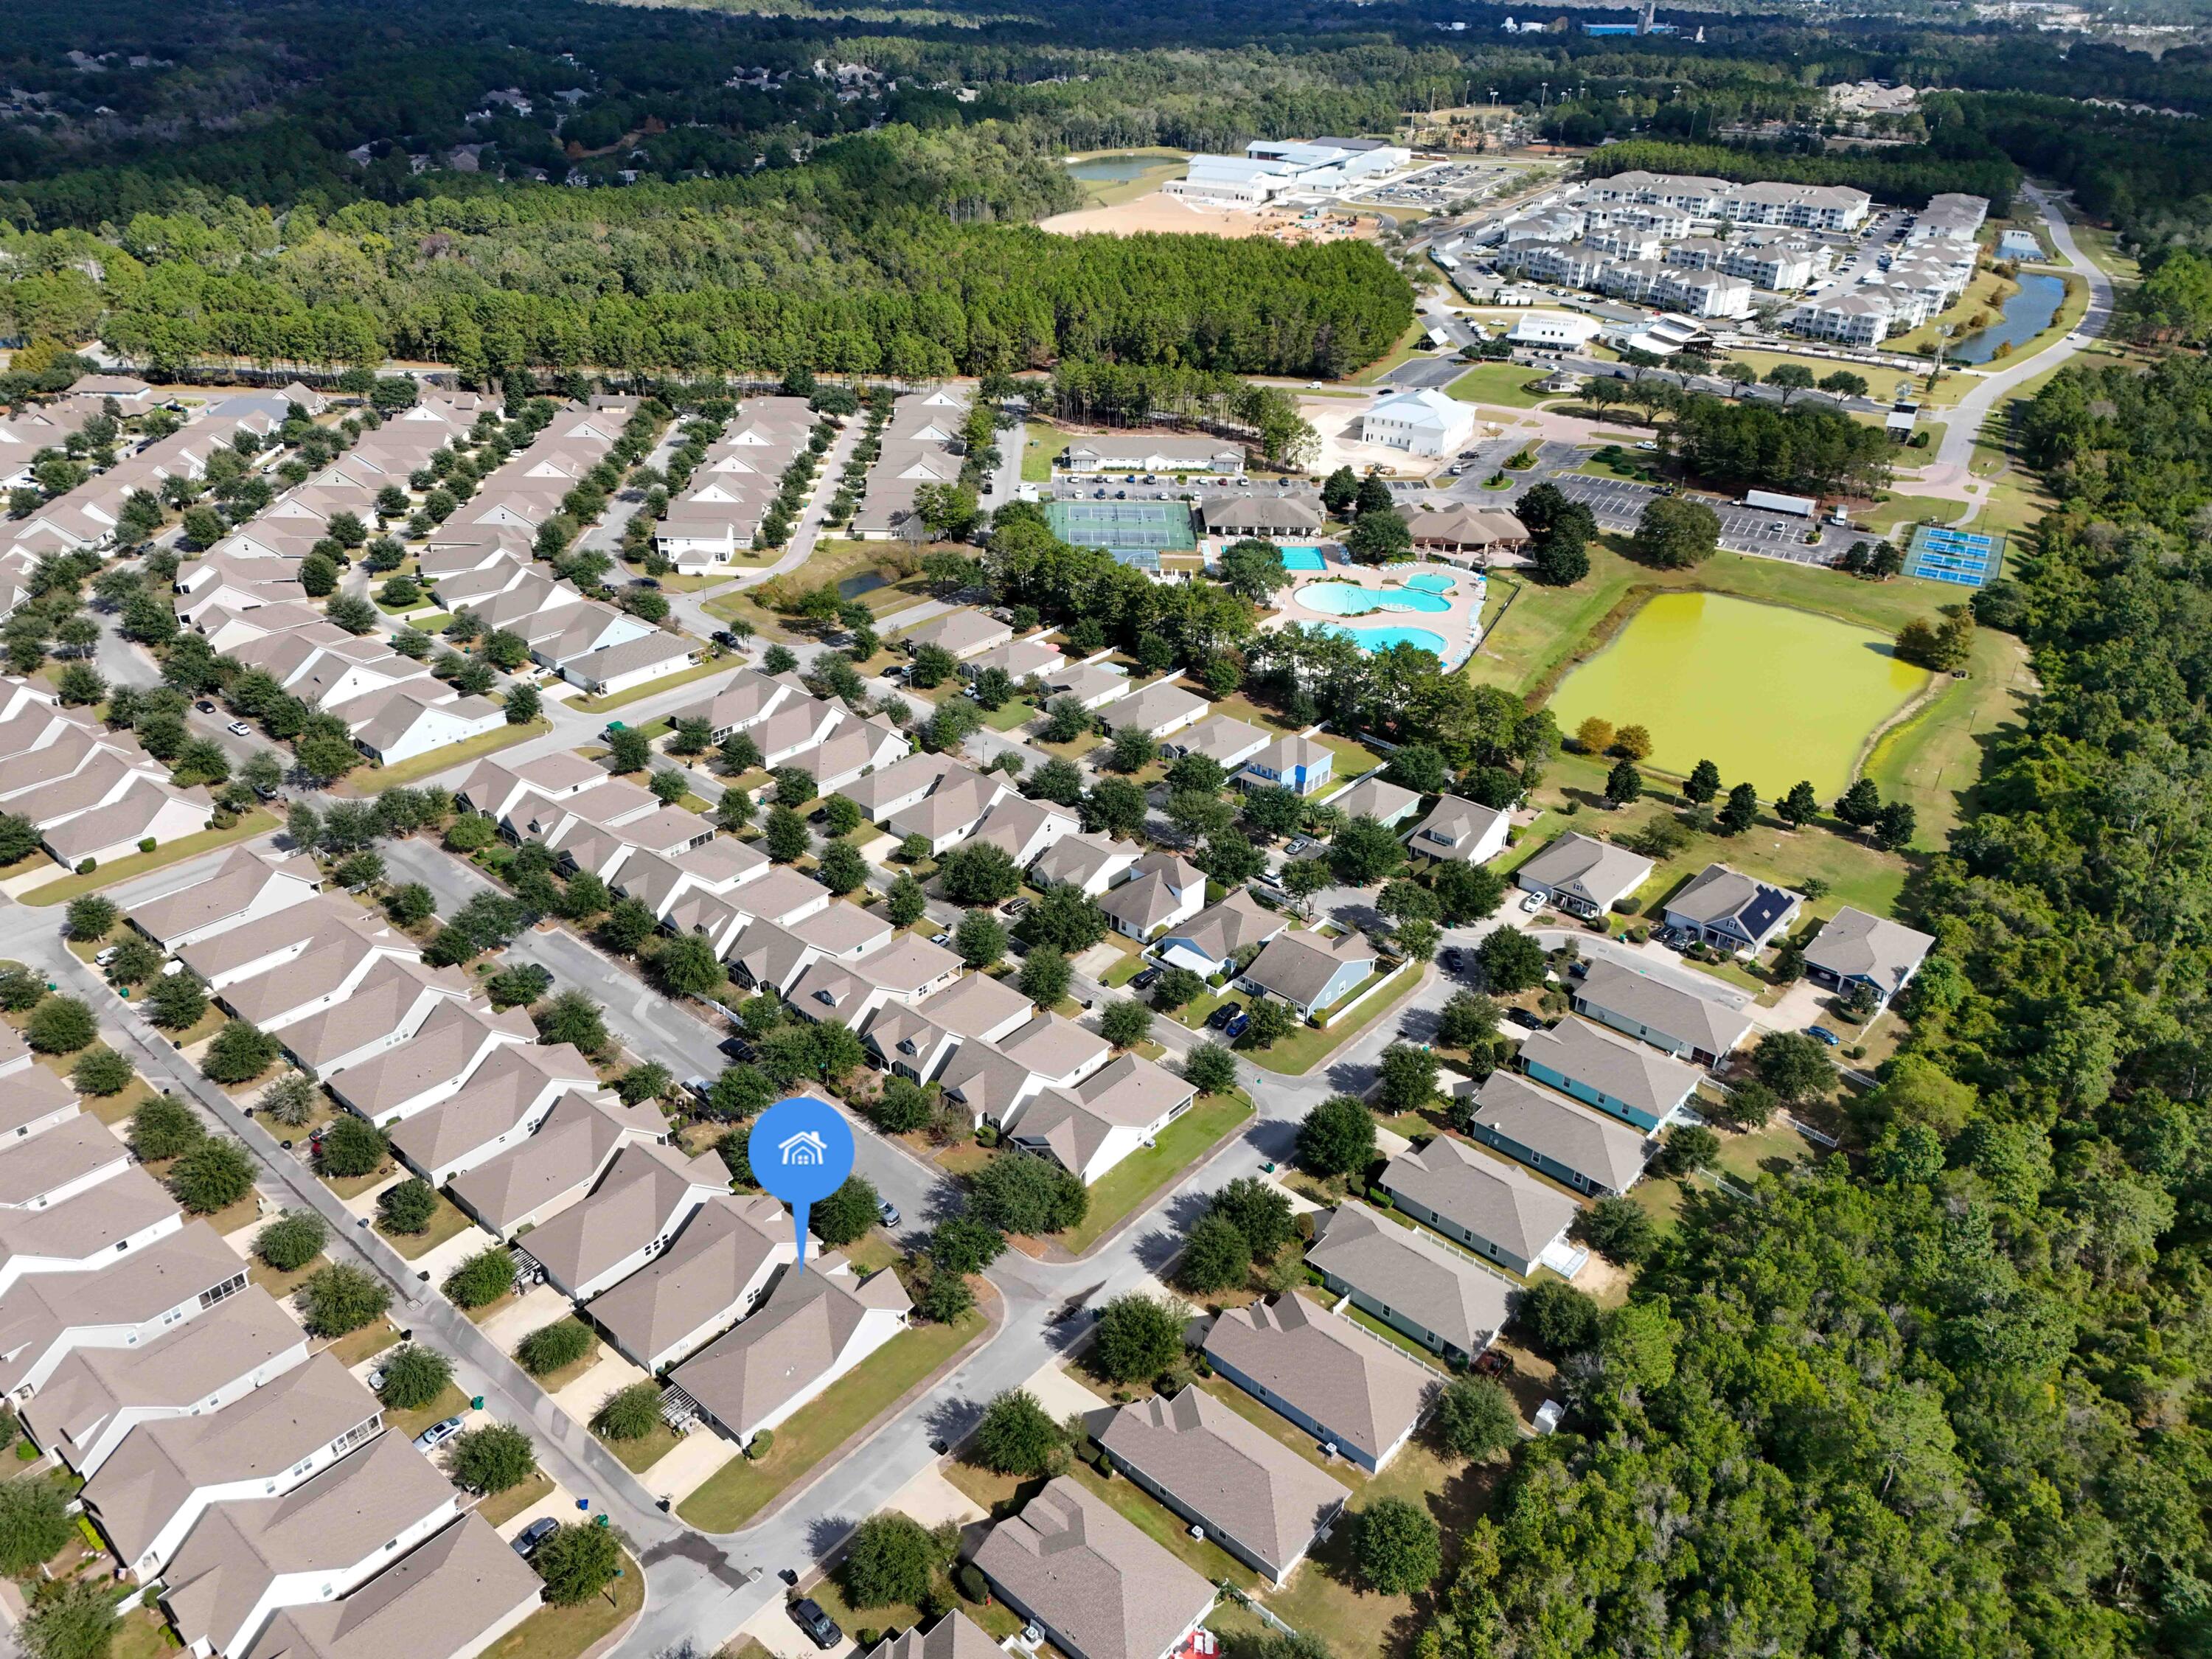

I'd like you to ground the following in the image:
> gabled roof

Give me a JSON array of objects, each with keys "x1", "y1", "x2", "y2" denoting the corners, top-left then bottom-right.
[
  {"x1": 447, "y1": 1090, "x2": 664, "y2": 1234},
  {"x1": 1162, "y1": 890, "x2": 1281, "y2": 964},
  {"x1": 1093, "y1": 1390, "x2": 1348, "y2": 1579},
  {"x1": 1802, "y1": 906, "x2": 1935, "y2": 998},
  {"x1": 973, "y1": 1478, "x2": 1216, "y2": 1659},
  {"x1": 0, "y1": 1222, "x2": 243, "y2": 1393},
  {"x1": 1325, "y1": 777, "x2": 1419, "y2": 826},
  {"x1": 1666, "y1": 863, "x2": 1803, "y2": 942},
  {"x1": 1239, "y1": 930, "x2": 1374, "y2": 1009},
  {"x1": 1379, "y1": 1134, "x2": 1579, "y2": 1262},
  {"x1": 1572, "y1": 956, "x2": 1753, "y2": 1059},
  {"x1": 240, "y1": 1514, "x2": 541, "y2": 1659},
  {"x1": 1517, "y1": 1016, "x2": 1703, "y2": 1121},
  {"x1": 1467, "y1": 1071, "x2": 1650, "y2": 1193},
  {"x1": 860, "y1": 1613, "x2": 1004, "y2": 1659},
  {"x1": 515, "y1": 1139, "x2": 723, "y2": 1289},
  {"x1": 585, "y1": 1192, "x2": 789, "y2": 1365},
  {"x1": 0, "y1": 1116, "x2": 125, "y2": 1207},
  {"x1": 671, "y1": 1256, "x2": 911, "y2": 1435},
  {"x1": 1201, "y1": 1295, "x2": 1435, "y2": 1467},
  {"x1": 1513, "y1": 832, "x2": 1653, "y2": 908},
  {"x1": 1306, "y1": 1203, "x2": 1511, "y2": 1357},
  {"x1": 387, "y1": 1044, "x2": 605, "y2": 1175}
]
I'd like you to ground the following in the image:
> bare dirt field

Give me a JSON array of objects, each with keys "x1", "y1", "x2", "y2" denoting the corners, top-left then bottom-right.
[{"x1": 1039, "y1": 189, "x2": 1377, "y2": 243}]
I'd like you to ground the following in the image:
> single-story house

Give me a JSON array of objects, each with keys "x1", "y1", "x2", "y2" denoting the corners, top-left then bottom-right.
[
  {"x1": 1164, "y1": 717, "x2": 1271, "y2": 771},
  {"x1": 1377, "y1": 1134, "x2": 1582, "y2": 1277},
  {"x1": 973, "y1": 1479, "x2": 1218, "y2": 1659},
  {"x1": 669, "y1": 1256, "x2": 911, "y2": 1450},
  {"x1": 1571, "y1": 956, "x2": 1753, "y2": 1069},
  {"x1": 1237, "y1": 929, "x2": 1376, "y2": 1020},
  {"x1": 1662, "y1": 863, "x2": 1803, "y2": 956},
  {"x1": 1201, "y1": 1295, "x2": 1436, "y2": 1473},
  {"x1": 1513, "y1": 832, "x2": 1653, "y2": 919},
  {"x1": 858, "y1": 1614, "x2": 1003, "y2": 1659},
  {"x1": 584, "y1": 1192, "x2": 798, "y2": 1373},
  {"x1": 901, "y1": 608, "x2": 1013, "y2": 662},
  {"x1": 560, "y1": 631, "x2": 698, "y2": 698},
  {"x1": 1043, "y1": 661, "x2": 1134, "y2": 712},
  {"x1": 1029, "y1": 832, "x2": 1140, "y2": 897},
  {"x1": 1462, "y1": 1069, "x2": 1651, "y2": 1196},
  {"x1": 1152, "y1": 890, "x2": 1284, "y2": 978},
  {"x1": 1093, "y1": 1389, "x2": 1350, "y2": 1586},
  {"x1": 1321, "y1": 776, "x2": 1421, "y2": 829},
  {"x1": 1001, "y1": 1054, "x2": 1199, "y2": 1185},
  {"x1": 1517, "y1": 1016, "x2": 1703, "y2": 1133},
  {"x1": 1099, "y1": 679, "x2": 1208, "y2": 742},
  {"x1": 1801, "y1": 906, "x2": 1935, "y2": 1009},
  {"x1": 1306, "y1": 1203, "x2": 1511, "y2": 1368},
  {"x1": 1405, "y1": 794, "x2": 1509, "y2": 865}
]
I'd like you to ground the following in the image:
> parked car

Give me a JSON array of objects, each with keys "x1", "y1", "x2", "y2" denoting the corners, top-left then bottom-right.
[
  {"x1": 512, "y1": 1518, "x2": 559, "y2": 1559},
  {"x1": 1222, "y1": 1010, "x2": 1251, "y2": 1040},
  {"x1": 1205, "y1": 1005, "x2": 1238, "y2": 1030},
  {"x1": 1506, "y1": 1008, "x2": 1545, "y2": 1031},
  {"x1": 226, "y1": 721, "x2": 251, "y2": 737},
  {"x1": 1441, "y1": 947, "x2": 1464, "y2": 971},
  {"x1": 712, "y1": 630, "x2": 740, "y2": 649},
  {"x1": 931, "y1": 931, "x2": 952, "y2": 947},
  {"x1": 194, "y1": 700, "x2": 216, "y2": 714},
  {"x1": 413, "y1": 1416, "x2": 465, "y2": 1453},
  {"x1": 1130, "y1": 966, "x2": 1161, "y2": 990},
  {"x1": 1284, "y1": 836, "x2": 1314, "y2": 857},
  {"x1": 1807, "y1": 1026, "x2": 1842, "y2": 1047},
  {"x1": 1520, "y1": 891, "x2": 1545, "y2": 913},
  {"x1": 1003, "y1": 897, "x2": 1031, "y2": 918},
  {"x1": 877, "y1": 1198, "x2": 901, "y2": 1227},
  {"x1": 94, "y1": 945, "x2": 119, "y2": 967},
  {"x1": 790, "y1": 1601, "x2": 843, "y2": 1651}
]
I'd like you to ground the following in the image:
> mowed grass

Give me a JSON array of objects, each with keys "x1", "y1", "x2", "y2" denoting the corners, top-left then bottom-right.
[
  {"x1": 1054, "y1": 1093, "x2": 1253, "y2": 1253},
  {"x1": 676, "y1": 1306, "x2": 987, "y2": 1531},
  {"x1": 1446, "y1": 362, "x2": 1559, "y2": 410},
  {"x1": 353, "y1": 720, "x2": 549, "y2": 793},
  {"x1": 479, "y1": 1545, "x2": 644, "y2": 1659},
  {"x1": 21, "y1": 811, "x2": 277, "y2": 905},
  {"x1": 1864, "y1": 624, "x2": 2034, "y2": 849}
]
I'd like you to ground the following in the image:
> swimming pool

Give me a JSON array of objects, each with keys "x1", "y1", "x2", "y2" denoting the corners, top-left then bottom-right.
[
  {"x1": 1320, "y1": 624, "x2": 1450, "y2": 657},
  {"x1": 1279, "y1": 546, "x2": 1329, "y2": 572},
  {"x1": 1403, "y1": 572, "x2": 1455, "y2": 594},
  {"x1": 1297, "y1": 581, "x2": 1452, "y2": 616}
]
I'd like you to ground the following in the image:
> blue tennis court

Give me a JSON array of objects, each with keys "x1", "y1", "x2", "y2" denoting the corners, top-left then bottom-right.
[{"x1": 1905, "y1": 523, "x2": 2005, "y2": 589}]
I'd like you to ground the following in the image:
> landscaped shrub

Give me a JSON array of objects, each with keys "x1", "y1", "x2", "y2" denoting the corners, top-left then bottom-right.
[
  {"x1": 516, "y1": 1318, "x2": 595, "y2": 1377},
  {"x1": 443, "y1": 1247, "x2": 516, "y2": 1309}
]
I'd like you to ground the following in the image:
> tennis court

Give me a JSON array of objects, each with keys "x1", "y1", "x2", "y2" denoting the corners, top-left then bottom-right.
[
  {"x1": 1905, "y1": 523, "x2": 2005, "y2": 589},
  {"x1": 1047, "y1": 498, "x2": 1198, "y2": 554}
]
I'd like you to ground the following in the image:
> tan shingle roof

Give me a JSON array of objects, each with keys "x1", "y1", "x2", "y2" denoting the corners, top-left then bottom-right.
[
  {"x1": 860, "y1": 1612, "x2": 1004, "y2": 1659},
  {"x1": 586, "y1": 1192, "x2": 788, "y2": 1366},
  {"x1": 0, "y1": 1223, "x2": 243, "y2": 1393},
  {"x1": 1378, "y1": 1134, "x2": 1579, "y2": 1263},
  {"x1": 672, "y1": 1256, "x2": 911, "y2": 1437},
  {"x1": 973, "y1": 1478, "x2": 1216, "y2": 1659},
  {"x1": 1201, "y1": 1295, "x2": 1436, "y2": 1467},
  {"x1": 1305, "y1": 1203, "x2": 1511, "y2": 1357},
  {"x1": 1467, "y1": 1071, "x2": 1650, "y2": 1193},
  {"x1": 1517, "y1": 1017, "x2": 1703, "y2": 1122},
  {"x1": 240, "y1": 1514, "x2": 541, "y2": 1659},
  {"x1": 1802, "y1": 906, "x2": 1935, "y2": 999},
  {"x1": 1571, "y1": 957, "x2": 1752, "y2": 1060},
  {"x1": 1093, "y1": 1390, "x2": 1349, "y2": 1580},
  {"x1": 516, "y1": 1140, "x2": 721, "y2": 1290}
]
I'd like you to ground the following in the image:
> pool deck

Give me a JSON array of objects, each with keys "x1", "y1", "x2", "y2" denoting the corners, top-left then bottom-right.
[{"x1": 1268, "y1": 560, "x2": 1486, "y2": 669}]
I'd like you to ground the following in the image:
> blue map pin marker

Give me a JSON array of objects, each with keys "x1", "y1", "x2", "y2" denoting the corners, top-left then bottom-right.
[{"x1": 748, "y1": 1095, "x2": 854, "y2": 1272}]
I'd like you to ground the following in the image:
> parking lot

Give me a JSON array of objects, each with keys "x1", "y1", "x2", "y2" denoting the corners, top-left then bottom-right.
[
  {"x1": 1380, "y1": 355, "x2": 1473, "y2": 389},
  {"x1": 1442, "y1": 440, "x2": 1845, "y2": 565}
]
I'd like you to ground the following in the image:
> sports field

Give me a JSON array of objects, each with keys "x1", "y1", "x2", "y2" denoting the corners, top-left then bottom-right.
[{"x1": 1046, "y1": 498, "x2": 1198, "y2": 552}]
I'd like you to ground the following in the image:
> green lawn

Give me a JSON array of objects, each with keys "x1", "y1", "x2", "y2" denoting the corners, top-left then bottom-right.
[
  {"x1": 1863, "y1": 624, "x2": 2034, "y2": 850},
  {"x1": 354, "y1": 720, "x2": 550, "y2": 793},
  {"x1": 378, "y1": 1191, "x2": 481, "y2": 1260},
  {"x1": 386, "y1": 1381, "x2": 469, "y2": 1441},
  {"x1": 1055, "y1": 1093, "x2": 1253, "y2": 1253},
  {"x1": 1446, "y1": 362, "x2": 1559, "y2": 410},
  {"x1": 677, "y1": 1307, "x2": 987, "y2": 1531},
  {"x1": 1349, "y1": 322, "x2": 1428, "y2": 386},
  {"x1": 571, "y1": 657, "x2": 725, "y2": 714},
  {"x1": 475, "y1": 1469, "x2": 555, "y2": 1530},
  {"x1": 21, "y1": 812, "x2": 278, "y2": 905},
  {"x1": 1857, "y1": 494, "x2": 1964, "y2": 540},
  {"x1": 322, "y1": 1318, "x2": 402, "y2": 1368},
  {"x1": 595, "y1": 1417, "x2": 683, "y2": 1475},
  {"x1": 1242, "y1": 969, "x2": 1426, "y2": 1076},
  {"x1": 480, "y1": 1545, "x2": 643, "y2": 1659}
]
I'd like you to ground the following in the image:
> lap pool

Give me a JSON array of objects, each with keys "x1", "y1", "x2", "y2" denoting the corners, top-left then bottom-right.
[
  {"x1": 1320, "y1": 624, "x2": 1450, "y2": 657},
  {"x1": 1279, "y1": 546, "x2": 1330, "y2": 572},
  {"x1": 1297, "y1": 580, "x2": 1452, "y2": 616}
]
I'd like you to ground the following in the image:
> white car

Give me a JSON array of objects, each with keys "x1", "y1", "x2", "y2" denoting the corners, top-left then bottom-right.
[
  {"x1": 1520, "y1": 890, "x2": 1545, "y2": 913},
  {"x1": 226, "y1": 721, "x2": 251, "y2": 737}
]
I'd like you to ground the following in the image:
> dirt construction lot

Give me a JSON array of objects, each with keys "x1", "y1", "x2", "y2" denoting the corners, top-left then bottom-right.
[{"x1": 1039, "y1": 191, "x2": 1377, "y2": 243}]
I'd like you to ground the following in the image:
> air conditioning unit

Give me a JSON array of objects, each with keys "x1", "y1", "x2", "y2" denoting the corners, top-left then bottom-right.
[{"x1": 1321, "y1": 1441, "x2": 1338, "y2": 1459}]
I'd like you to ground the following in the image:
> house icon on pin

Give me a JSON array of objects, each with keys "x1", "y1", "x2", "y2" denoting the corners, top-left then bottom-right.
[{"x1": 778, "y1": 1130, "x2": 829, "y2": 1167}]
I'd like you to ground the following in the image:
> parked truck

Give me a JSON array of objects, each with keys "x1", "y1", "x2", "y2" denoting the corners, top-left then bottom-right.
[{"x1": 1742, "y1": 488, "x2": 1817, "y2": 518}]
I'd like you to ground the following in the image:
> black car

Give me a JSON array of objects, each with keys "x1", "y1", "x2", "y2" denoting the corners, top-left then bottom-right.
[
  {"x1": 791, "y1": 1601, "x2": 844, "y2": 1650},
  {"x1": 712, "y1": 630, "x2": 740, "y2": 648},
  {"x1": 1206, "y1": 1004, "x2": 1237, "y2": 1030},
  {"x1": 719, "y1": 1036, "x2": 755, "y2": 1062},
  {"x1": 1130, "y1": 966, "x2": 1161, "y2": 990},
  {"x1": 194, "y1": 700, "x2": 217, "y2": 714},
  {"x1": 511, "y1": 1518, "x2": 558, "y2": 1559},
  {"x1": 1506, "y1": 1008, "x2": 1546, "y2": 1030},
  {"x1": 1441, "y1": 947, "x2": 1464, "y2": 970}
]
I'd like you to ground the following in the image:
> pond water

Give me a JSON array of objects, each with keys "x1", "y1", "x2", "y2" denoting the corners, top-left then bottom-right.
[
  {"x1": 1948, "y1": 272, "x2": 2067, "y2": 366},
  {"x1": 1065, "y1": 156, "x2": 1171, "y2": 183},
  {"x1": 1548, "y1": 591, "x2": 1929, "y2": 798}
]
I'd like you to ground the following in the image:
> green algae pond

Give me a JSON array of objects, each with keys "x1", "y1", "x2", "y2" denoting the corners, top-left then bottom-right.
[{"x1": 1547, "y1": 591, "x2": 1930, "y2": 799}]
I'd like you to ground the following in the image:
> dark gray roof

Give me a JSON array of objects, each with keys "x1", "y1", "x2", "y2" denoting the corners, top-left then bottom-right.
[
  {"x1": 1801, "y1": 906, "x2": 1935, "y2": 997},
  {"x1": 1573, "y1": 956, "x2": 1753, "y2": 1058}
]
